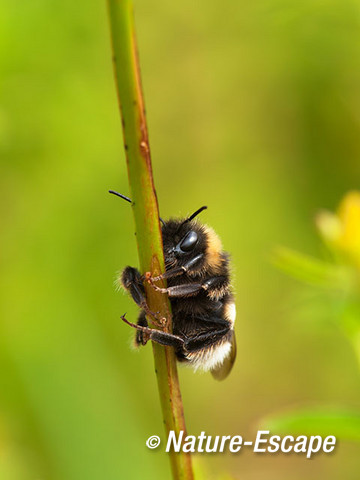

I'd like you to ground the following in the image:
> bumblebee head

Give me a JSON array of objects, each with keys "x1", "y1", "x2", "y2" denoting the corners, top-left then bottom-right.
[
  {"x1": 162, "y1": 216, "x2": 206, "y2": 262},
  {"x1": 161, "y1": 206, "x2": 223, "y2": 273}
]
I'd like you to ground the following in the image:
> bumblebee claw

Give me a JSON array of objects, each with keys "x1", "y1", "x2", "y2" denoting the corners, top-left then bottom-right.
[
  {"x1": 149, "y1": 274, "x2": 161, "y2": 283},
  {"x1": 120, "y1": 313, "x2": 138, "y2": 330},
  {"x1": 149, "y1": 314, "x2": 167, "y2": 328},
  {"x1": 144, "y1": 272, "x2": 152, "y2": 281}
]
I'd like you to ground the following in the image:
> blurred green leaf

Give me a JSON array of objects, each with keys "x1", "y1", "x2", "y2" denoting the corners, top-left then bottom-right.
[
  {"x1": 262, "y1": 408, "x2": 360, "y2": 441},
  {"x1": 273, "y1": 247, "x2": 351, "y2": 290}
]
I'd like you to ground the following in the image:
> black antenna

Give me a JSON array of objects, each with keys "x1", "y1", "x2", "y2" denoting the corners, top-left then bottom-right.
[
  {"x1": 177, "y1": 205, "x2": 207, "y2": 232},
  {"x1": 109, "y1": 190, "x2": 132, "y2": 203},
  {"x1": 109, "y1": 189, "x2": 166, "y2": 227},
  {"x1": 187, "y1": 205, "x2": 207, "y2": 222}
]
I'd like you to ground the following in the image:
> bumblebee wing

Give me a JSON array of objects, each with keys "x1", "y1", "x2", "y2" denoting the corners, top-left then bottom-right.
[{"x1": 211, "y1": 331, "x2": 236, "y2": 381}]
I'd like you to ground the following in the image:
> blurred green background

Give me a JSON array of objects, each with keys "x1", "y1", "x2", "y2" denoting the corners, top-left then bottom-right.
[{"x1": 1, "y1": 0, "x2": 360, "y2": 479}]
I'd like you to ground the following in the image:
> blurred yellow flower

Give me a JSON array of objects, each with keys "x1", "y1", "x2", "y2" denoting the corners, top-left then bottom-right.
[{"x1": 316, "y1": 191, "x2": 360, "y2": 269}]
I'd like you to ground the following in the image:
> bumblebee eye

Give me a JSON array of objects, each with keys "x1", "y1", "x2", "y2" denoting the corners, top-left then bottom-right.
[{"x1": 179, "y1": 230, "x2": 198, "y2": 252}]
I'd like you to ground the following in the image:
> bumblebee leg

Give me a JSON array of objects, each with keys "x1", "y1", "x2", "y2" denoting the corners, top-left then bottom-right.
[
  {"x1": 150, "y1": 282, "x2": 204, "y2": 297},
  {"x1": 147, "y1": 266, "x2": 185, "y2": 282},
  {"x1": 121, "y1": 266, "x2": 147, "y2": 307},
  {"x1": 193, "y1": 313, "x2": 229, "y2": 326},
  {"x1": 135, "y1": 310, "x2": 150, "y2": 346},
  {"x1": 121, "y1": 314, "x2": 184, "y2": 349},
  {"x1": 121, "y1": 266, "x2": 159, "y2": 319},
  {"x1": 149, "y1": 275, "x2": 229, "y2": 299},
  {"x1": 149, "y1": 254, "x2": 204, "y2": 282},
  {"x1": 184, "y1": 326, "x2": 230, "y2": 352},
  {"x1": 202, "y1": 276, "x2": 229, "y2": 297}
]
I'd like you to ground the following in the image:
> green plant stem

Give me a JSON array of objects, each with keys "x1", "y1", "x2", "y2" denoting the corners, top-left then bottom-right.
[{"x1": 106, "y1": 1, "x2": 193, "y2": 479}]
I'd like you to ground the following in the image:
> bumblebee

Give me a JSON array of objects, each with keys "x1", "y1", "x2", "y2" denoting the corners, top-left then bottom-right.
[{"x1": 110, "y1": 190, "x2": 236, "y2": 380}]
